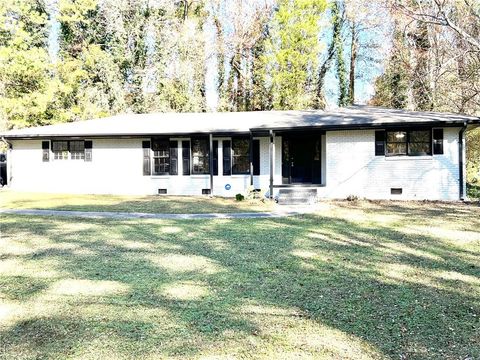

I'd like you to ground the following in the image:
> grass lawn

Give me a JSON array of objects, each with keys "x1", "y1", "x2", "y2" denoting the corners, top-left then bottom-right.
[
  {"x1": 0, "y1": 190, "x2": 273, "y2": 214},
  {"x1": 0, "y1": 201, "x2": 479, "y2": 359}
]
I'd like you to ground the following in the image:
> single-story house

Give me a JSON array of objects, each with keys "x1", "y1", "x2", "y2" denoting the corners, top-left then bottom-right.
[{"x1": 1, "y1": 105, "x2": 479, "y2": 202}]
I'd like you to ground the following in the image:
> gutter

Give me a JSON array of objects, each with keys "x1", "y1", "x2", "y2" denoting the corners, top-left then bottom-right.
[{"x1": 459, "y1": 123, "x2": 467, "y2": 201}]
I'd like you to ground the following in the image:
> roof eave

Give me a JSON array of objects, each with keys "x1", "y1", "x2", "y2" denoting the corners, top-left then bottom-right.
[{"x1": 2, "y1": 118, "x2": 479, "y2": 140}]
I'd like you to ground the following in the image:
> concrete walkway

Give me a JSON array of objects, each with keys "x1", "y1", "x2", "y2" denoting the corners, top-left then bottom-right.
[{"x1": 0, "y1": 206, "x2": 318, "y2": 220}]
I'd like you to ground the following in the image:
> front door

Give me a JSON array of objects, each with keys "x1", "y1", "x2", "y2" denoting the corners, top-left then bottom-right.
[
  {"x1": 282, "y1": 135, "x2": 321, "y2": 184},
  {"x1": 290, "y1": 137, "x2": 313, "y2": 183}
]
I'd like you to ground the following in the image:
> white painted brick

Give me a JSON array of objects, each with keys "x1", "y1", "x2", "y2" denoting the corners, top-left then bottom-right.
[
  {"x1": 319, "y1": 128, "x2": 461, "y2": 200},
  {"x1": 8, "y1": 128, "x2": 462, "y2": 200}
]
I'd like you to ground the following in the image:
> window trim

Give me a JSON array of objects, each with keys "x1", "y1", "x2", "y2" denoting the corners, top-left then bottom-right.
[{"x1": 384, "y1": 128, "x2": 433, "y2": 157}]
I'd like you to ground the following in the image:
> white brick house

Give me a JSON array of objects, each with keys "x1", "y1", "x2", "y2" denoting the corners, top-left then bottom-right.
[{"x1": 1, "y1": 106, "x2": 478, "y2": 201}]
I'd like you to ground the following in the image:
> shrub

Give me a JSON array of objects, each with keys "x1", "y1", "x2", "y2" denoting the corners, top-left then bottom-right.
[
  {"x1": 235, "y1": 193, "x2": 245, "y2": 201},
  {"x1": 346, "y1": 195, "x2": 358, "y2": 202}
]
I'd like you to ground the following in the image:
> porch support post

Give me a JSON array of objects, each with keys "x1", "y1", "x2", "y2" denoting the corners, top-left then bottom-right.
[
  {"x1": 249, "y1": 132, "x2": 254, "y2": 187},
  {"x1": 269, "y1": 130, "x2": 275, "y2": 199},
  {"x1": 209, "y1": 133, "x2": 213, "y2": 196}
]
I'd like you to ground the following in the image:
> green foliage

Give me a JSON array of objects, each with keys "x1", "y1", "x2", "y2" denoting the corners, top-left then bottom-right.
[
  {"x1": 235, "y1": 193, "x2": 245, "y2": 201},
  {"x1": 467, "y1": 183, "x2": 480, "y2": 200},
  {"x1": 467, "y1": 127, "x2": 480, "y2": 186},
  {"x1": 262, "y1": 0, "x2": 327, "y2": 110},
  {"x1": 0, "y1": 0, "x2": 60, "y2": 128}
]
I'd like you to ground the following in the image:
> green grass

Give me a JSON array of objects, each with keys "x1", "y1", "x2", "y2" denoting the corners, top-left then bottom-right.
[
  {"x1": 0, "y1": 201, "x2": 479, "y2": 359},
  {"x1": 0, "y1": 190, "x2": 273, "y2": 214},
  {"x1": 468, "y1": 183, "x2": 480, "y2": 200}
]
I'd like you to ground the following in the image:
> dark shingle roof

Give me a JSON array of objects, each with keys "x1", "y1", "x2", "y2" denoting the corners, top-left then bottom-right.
[{"x1": 1, "y1": 105, "x2": 478, "y2": 138}]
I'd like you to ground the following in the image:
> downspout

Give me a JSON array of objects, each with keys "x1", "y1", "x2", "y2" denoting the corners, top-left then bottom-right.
[
  {"x1": 209, "y1": 133, "x2": 213, "y2": 196},
  {"x1": 1, "y1": 136, "x2": 12, "y2": 186},
  {"x1": 269, "y1": 130, "x2": 274, "y2": 200},
  {"x1": 459, "y1": 123, "x2": 467, "y2": 201}
]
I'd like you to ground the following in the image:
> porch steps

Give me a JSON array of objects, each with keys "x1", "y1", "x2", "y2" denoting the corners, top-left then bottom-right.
[{"x1": 276, "y1": 188, "x2": 318, "y2": 205}]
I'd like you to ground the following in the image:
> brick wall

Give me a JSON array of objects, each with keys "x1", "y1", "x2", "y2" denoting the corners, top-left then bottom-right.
[
  {"x1": 319, "y1": 127, "x2": 462, "y2": 200},
  {"x1": 9, "y1": 128, "x2": 463, "y2": 200}
]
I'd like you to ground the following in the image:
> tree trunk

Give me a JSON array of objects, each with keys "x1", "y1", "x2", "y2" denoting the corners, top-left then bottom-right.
[
  {"x1": 314, "y1": 40, "x2": 335, "y2": 109},
  {"x1": 348, "y1": 23, "x2": 357, "y2": 105}
]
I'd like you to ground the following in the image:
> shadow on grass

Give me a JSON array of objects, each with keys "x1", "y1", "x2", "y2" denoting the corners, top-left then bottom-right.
[
  {"x1": 5, "y1": 195, "x2": 270, "y2": 214},
  {"x1": 0, "y1": 202, "x2": 479, "y2": 358}
]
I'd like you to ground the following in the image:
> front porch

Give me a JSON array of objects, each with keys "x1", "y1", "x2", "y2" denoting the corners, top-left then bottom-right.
[{"x1": 249, "y1": 130, "x2": 326, "y2": 201}]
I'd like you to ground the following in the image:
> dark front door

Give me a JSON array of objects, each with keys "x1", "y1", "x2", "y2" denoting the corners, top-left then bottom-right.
[
  {"x1": 282, "y1": 135, "x2": 321, "y2": 184},
  {"x1": 290, "y1": 137, "x2": 313, "y2": 183}
]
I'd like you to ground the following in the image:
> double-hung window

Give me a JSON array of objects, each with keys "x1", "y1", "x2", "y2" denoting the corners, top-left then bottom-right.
[
  {"x1": 70, "y1": 140, "x2": 85, "y2": 160},
  {"x1": 50, "y1": 140, "x2": 90, "y2": 161},
  {"x1": 232, "y1": 137, "x2": 250, "y2": 174},
  {"x1": 52, "y1": 141, "x2": 69, "y2": 160},
  {"x1": 191, "y1": 138, "x2": 209, "y2": 174},
  {"x1": 152, "y1": 139, "x2": 170, "y2": 175}
]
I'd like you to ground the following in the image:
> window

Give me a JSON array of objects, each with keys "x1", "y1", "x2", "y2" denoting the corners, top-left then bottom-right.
[
  {"x1": 51, "y1": 140, "x2": 89, "y2": 161},
  {"x1": 152, "y1": 139, "x2": 170, "y2": 175},
  {"x1": 386, "y1": 131, "x2": 407, "y2": 156},
  {"x1": 433, "y1": 129, "x2": 444, "y2": 155},
  {"x1": 385, "y1": 129, "x2": 432, "y2": 156},
  {"x1": 191, "y1": 138, "x2": 209, "y2": 174},
  {"x1": 52, "y1": 141, "x2": 68, "y2": 160},
  {"x1": 232, "y1": 137, "x2": 250, "y2": 174},
  {"x1": 70, "y1": 140, "x2": 85, "y2": 160},
  {"x1": 408, "y1": 130, "x2": 431, "y2": 155}
]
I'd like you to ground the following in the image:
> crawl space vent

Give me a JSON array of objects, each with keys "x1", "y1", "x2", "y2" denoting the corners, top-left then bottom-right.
[{"x1": 391, "y1": 188, "x2": 402, "y2": 195}]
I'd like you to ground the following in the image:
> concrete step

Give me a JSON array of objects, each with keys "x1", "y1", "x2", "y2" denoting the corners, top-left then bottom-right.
[{"x1": 277, "y1": 188, "x2": 318, "y2": 205}]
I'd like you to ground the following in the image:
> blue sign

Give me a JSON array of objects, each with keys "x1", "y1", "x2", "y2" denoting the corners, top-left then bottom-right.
[{"x1": 225, "y1": 184, "x2": 231, "y2": 190}]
